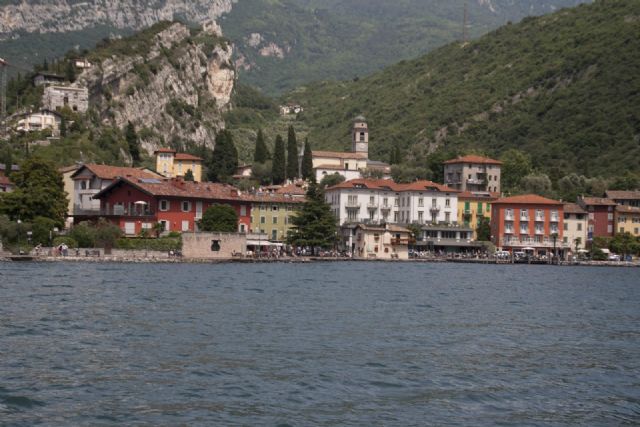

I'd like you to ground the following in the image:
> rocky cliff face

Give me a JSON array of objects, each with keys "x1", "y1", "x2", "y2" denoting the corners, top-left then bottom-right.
[
  {"x1": 75, "y1": 22, "x2": 235, "y2": 154},
  {"x1": 0, "y1": 0, "x2": 233, "y2": 41}
]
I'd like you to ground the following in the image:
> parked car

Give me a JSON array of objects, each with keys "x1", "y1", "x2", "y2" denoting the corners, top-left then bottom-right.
[{"x1": 608, "y1": 253, "x2": 621, "y2": 261}]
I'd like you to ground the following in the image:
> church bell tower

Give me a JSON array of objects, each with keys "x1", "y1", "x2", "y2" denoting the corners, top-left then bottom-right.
[{"x1": 351, "y1": 115, "x2": 369, "y2": 158}]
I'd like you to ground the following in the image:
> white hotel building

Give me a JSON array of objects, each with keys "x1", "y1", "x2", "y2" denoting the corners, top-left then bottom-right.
[{"x1": 325, "y1": 179, "x2": 459, "y2": 225}]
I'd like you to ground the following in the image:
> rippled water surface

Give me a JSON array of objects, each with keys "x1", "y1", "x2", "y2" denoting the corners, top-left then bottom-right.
[{"x1": 1, "y1": 262, "x2": 639, "y2": 426}]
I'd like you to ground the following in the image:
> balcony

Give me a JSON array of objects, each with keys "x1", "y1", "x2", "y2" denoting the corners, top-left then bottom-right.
[
  {"x1": 466, "y1": 178, "x2": 485, "y2": 185},
  {"x1": 345, "y1": 200, "x2": 361, "y2": 209},
  {"x1": 535, "y1": 214, "x2": 545, "y2": 222},
  {"x1": 380, "y1": 204, "x2": 392, "y2": 211},
  {"x1": 505, "y1": 212, "x2": 515, "y2": 221},
  {"x1": 550, "y1": 215, "x2": 559, "y2": 223},
  {"x1": 535, "y1": 228, "x2": 544, "y2": 235},
  {"x1": 463, "y1": 209, "x2": 473, "y2": 217},
  {"x1": 367, "y1": 203, "x2": 378, "y2": 210},
  {"x1": 391, "y1": 238, "x2": 410, "y2": 245},
  {"x1": 500, "y1": 237, "x2": 569, "y2": 248},
  {"x1": 430, "y1": 206, "x2": 441, "y2": 214},
  {"x1": 520, "y1": 215, "x2": 529, "y2": 222},
  {"x1": 74, "y1": 206, "x2": 156, "y2": 217}
]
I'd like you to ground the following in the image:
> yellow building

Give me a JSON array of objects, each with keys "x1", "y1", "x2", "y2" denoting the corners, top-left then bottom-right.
[
  {"x1": 155, "y1": 148, "x2": 203, "y2": 182},
  {"x1": 615, "y1": 205, "x2": 640, "y2": 237},
  {"x1": 249, "y1": 194, "x2": 305, "y2": 241},
  {"x1": 457, "y1": 191, "x2": 498, "y2": 238}
]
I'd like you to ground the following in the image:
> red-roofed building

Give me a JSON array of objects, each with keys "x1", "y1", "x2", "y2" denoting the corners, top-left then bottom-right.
[
  {"x1": 491, "y1": 194, "x2": 567, "y2": 257},
  {"x1": 443, "y1": 154, "x2": 502, "y2": 193},
  {"x1": 154, "y1": 148, "x2": 203, "y2": 181},
  {"x1": 93, "y1": 177, "x2": 252, "y2": 235},
  {"x1": 70, "y1": 164, "x2": 163, "y2": 219},
  {"x1": 577, "y1": 196, "x2": 617, "y2": 241},
  {"x1": 325, "y1": 178, "x2": 459, "y2": 226}
]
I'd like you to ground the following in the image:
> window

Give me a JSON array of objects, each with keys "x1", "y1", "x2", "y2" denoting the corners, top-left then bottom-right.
[
  {"x1": 418, "y1": 198, "x2": 424, "y2": 207},
  {"x1": 272, "y1": 205, "x2": 279, "y2": 211},
  {"x1": 182, "y1": 220, "x2": 190, "y2": 232},
  {"x1": 273, "y1": 217, "x2": 278, "y2": 224},
  {"x1": 393, "y1": 212, "x2": 399, "y2": 222},
  {"x1": 383, "y1": 197, "x2": 388, "y2": 206},
  {"x1": 394, "y1": 198, "x2": 399, "y2": 207},
  {"x1": 620, "y1": 227, "x2": 625, "y2": 233},
  {"x1": 181, "y1": 201, "x2": 191, "y2": 212},
  {"x1": 418, "y1": 211, "x2": 423, "y2": 222},
  {"x1": 345, "y1": 162, "x2": 350, "y2": 170},
  {"x1": 159, "y1": 200, "x2": 169, "y2": 211},
  {"x1": 445, "y1": 199, "x2": 450, "y2": 208},
  {"x1": 577, "y1": 223, "x2": 582, "y2": 231},
  {"x1": 608, "y1": 213, "x2": 614, "y2": 221},
  {"x1": 260, "y1": 216, "x2": 266, "y2": 224},
  {"x1": 445, "y1": 212, "x2": 450, "y2": 223},
  {"x1": 239, "y1": 224, "x2": 246, "y2": 233},
  {"x1": 211, "y1": 240, "x2": 221, "y2": 251},
  {"x1": 272, "y1": 230, "x2": 278, "y2": 240},
  {"x1": 369, "y1": 196, "x2": 375, "y2": 205},
  {"x1": 240, "y1": 205, "x2": 246, "y2": 216}
]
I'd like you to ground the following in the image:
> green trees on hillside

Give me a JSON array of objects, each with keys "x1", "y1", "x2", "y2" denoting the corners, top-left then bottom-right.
[
  {"x1": 286, "y1": 126, "x2": 299, "y2": 180},
  {"x1": 0, "y1": 157, "x2": 68, "y2": 226},
  {"x1": 207, "y1": 130, "x2": 238, "y2": 182},
  {"x1": 272, "y1": 135, "x2": 286, "y2": 185}
]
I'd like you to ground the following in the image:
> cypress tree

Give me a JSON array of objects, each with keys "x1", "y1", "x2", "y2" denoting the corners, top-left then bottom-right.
[
  {"x1": 286, "y1": 125, "x2": 298, "y2": 180},
  {"x1": 184, "y1": 169, "x2": 195, "y2": 181},
  {"x1": 301, "y1": 138, "x2": 314, "y2": 181},
  {"x1": 254, "y1": 129, "x2": 269, "y2": 163},
  {"x1": 208, "y1": 130, "x2": 238, "y2": 182},
  {"x1": 59, "y1": 117, "x2": 67, "y2": 137},
  {"x1": 65, "y1": 60, "x2": 76, "y2": 83},
  {"x1": 125, "y1": 121, "x2": 141, "y2": 164},
  {"x1": 271, "y1": 134, "x2": 286, "y2": 185}
]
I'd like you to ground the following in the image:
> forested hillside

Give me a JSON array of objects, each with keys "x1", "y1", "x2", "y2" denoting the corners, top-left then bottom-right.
[{"x1": 281, "y1": 0, "x2": 639, "y2": 184}]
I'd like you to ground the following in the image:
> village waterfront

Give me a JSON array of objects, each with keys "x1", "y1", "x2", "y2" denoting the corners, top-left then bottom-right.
[{"x1": 1, "y1": 261, "x2": 639, "y2": 426}]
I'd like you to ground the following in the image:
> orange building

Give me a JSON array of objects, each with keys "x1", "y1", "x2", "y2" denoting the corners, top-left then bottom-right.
[{"x1": 491, "y1": 194, "x2": 568, "y2": 257}]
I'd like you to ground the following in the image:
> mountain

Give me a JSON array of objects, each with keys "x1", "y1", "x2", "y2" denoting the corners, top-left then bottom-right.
[
  {"x1": 4, "y1": 22, "x2": 235, "y2": 167},
  {"x1": 1, "y1": 0, "x2": 589, "y2": 93},
  {"x1": 222, "y1": 0, "x2": 591, "y2": 94},
  {"x1": 278, "y1": 0, "x2": 640, "y2": 181}
]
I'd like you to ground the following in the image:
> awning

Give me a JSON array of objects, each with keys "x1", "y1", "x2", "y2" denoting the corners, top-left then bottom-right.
[{"x1": 246, "y1": 240, "x2": 282, "y2": 246}]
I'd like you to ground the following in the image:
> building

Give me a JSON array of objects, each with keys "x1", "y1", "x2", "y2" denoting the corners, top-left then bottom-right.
[
  {"x1": 74, "y1": 58, "x2": 92, "y2": 69},
  {"x1": 154, "y1": 148, "x2": 203, "y2": 182},
  {"x1": 415, "y1": 224, "x2": 485, "y2": 254},
  {"x1": 279, "y1": 104, "x2": 303, "y2": 115},
  {"x1": 491, "y1": 194, "x2": 567, "y2": 257},
  {"x1": 32, "y1": 72, "x2": 66, "y2": 86},
  {"x1": 443, "y1": 155, "x2": 502, "y2": 193},
  {"x1": 59, "y1": 164, "x2": 81, "y2": 227},
  {"x1": 249, "y1": 193, "x2": 304, "y2": 241},
  {"x1": 325, "y1": 179, "x2": 459, "y2": 226},
  {"x1": 234, "y1": 164, "x2": 253, "y2": 180},
  {"x1": 182, "y1": 232, "x2": 246, "y2": 259},
  {"x1": 351, "y1": 224, "x2": 410, "y2": 260},
  {"x1": 312, "y1": 116, "x2": 390, "y2": 182},
  {"x1": 16, "y1": 110, "x2": 62, "y2": 134},
  {"x1": 70, "y1": 164, "x2": 162, "y2": 218},
  {"x1": 457, "y1": 191, "x2": 498, "y2": 238},
  {"x1": 93, "y1": 177, "x2": 252, "y2": 236},
  {"x1": 615, "y1": 205, "x2": 640, "y2": 237},
  {"x1": 605, "y1": 190, "x2": 640, "y2": 208},
  {"x1": 562, "y1": 203, "x2": 588, "y2": 251},
  {"x1": 43, "y1": 85, "x2": 89, "y2": 113},
  {"x1": 577, "y1": 197, "x2": 617, "y2": 241}
]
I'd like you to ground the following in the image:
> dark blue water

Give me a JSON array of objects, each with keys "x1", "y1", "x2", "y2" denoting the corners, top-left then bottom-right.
[{"x1": 0, "y1": 262, "x2": 639, "y2": 426}]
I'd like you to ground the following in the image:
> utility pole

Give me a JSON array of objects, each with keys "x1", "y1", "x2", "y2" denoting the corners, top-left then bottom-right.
[{"x1": 0, "y1": 57, "x2": 7, "y2": 138}]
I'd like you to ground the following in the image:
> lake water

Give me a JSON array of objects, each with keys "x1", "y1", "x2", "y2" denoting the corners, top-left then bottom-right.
[{"x1": 0, "y1": 262, "x2": 639, "y2": 426}]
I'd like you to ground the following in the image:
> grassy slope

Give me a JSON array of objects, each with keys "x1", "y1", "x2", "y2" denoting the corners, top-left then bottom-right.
[{"x1": 282, "y1": 0, "x2": 640, "y2": 180}]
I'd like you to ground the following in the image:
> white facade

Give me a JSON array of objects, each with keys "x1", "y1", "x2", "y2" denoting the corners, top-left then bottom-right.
[
  {"x1": 325, "y1": 180, "x2": 459, "y2": 226},
  {"x1": 16, "y1": 111, "x2": 61, "y2": 133}
]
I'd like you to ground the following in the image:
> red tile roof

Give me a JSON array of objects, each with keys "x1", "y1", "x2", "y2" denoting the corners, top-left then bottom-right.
[
  {"x1": 563, "y1": 203, "x2": 587, "y2": 214},
  {"x1": 313, "y1": 150, "x2": 368, "y2": 160},
  {"x1": 605, "y1": 190, "x2": 640, "y2": 200},
  {"x1": 579, "y1": 197, "x2": 617, "y2": 206},
  {"x1": 174, "y1": 153, "x2": 203, "y2": 161},
  {"x1": 443, "y1": 155, "x2": 502, "y2": 165},
  {"x1": 327, "y1": 178, "x2": 458, "y2": 193},
  {"x1": 492, "y1": 194, "x2": 562, "y2": 205},
  {"x1": 154, "y1": 147, "x2": 176, "y2": 153},
  {"x1": 457, "y1": 190, "x2": 499, "y2": 200},
  {"x1": 276, "y1": 183, "x2": 306, "y2": 196},
  {"x1": 615, "y1": 205, "x2": 640, "y2": 214},
  {"x1": 72, "y1": 164, "x2": 160, "y2": 180},
  {"x1": 95, "y1": 177, "x2": 244, "y2": 202}
]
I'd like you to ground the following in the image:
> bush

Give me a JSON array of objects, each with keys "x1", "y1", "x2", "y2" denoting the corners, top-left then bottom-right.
[
  {"x1": 52, "y1": 236, "x2": 78, "y2": 249},
  {"x1": 115, "y1": 237, "x2": 181, "y2": 251},
  {"x1": 69, "y1": 222, "x2": 97, "y2": 248}
]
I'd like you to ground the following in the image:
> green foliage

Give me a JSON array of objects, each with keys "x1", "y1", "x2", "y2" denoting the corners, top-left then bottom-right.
[
  {"x1": 199, "y1": 204, "x2": 238, "y2": 232},
  {"x1": 319, "y1": 173, "x2": 345, "y2": 189},
  {"x1": 287, "y1": 181, "x2": 337, "y2": 250},
  {"x1": 207, "y1": 130, "x2": 238, "y2": 182},
  {"x1": 252, "y1": 161, "x2": 273, "y2": 185},
  {"x1": 31, "y1": 216, "x2": 57, "y2": 246},
  {"x1": 476, "y1": 217, "x2": 491, "y2": 241},
  {"x1": 69, "y1": 221, "x2": 97, "y2": 247},
  {"x1": 94, "y1": 219, "x2": 123, "y2": 248},
  {"x1": 520, "y1": 173, "x2": 553, "y2": 197},
  {"x1": 125, "y1": 121, "x2": 141, "y2": 164},
  {"x1": 501, "y1": 149, "x2": 532, "y2": 192},
  {"x1": 87, "y1": 21, "x2": 174, "y2": 62},
  {"x1": 610, "y1": 172, "x2": 640, "y2": 191},
  {"x1": 286, "y1": 125, "x2": 299, "y2": 180},
  {"x1": 279, "y1": 1, "x2": 640, "y2": 180},
  {"x1": 391, "y1": 164, "x2": 429, "y2": 183},
  {"x1": 609, "y1": 232, "x2": 640, "y2": 257},
  {"x1": 271, "y1": 134, "x2": 286, "y2": 185},
  {"x1": 115, "y1": 236, "x2": 181, "y2": 251},
  {"x1": 64, "y1": 60, "x2": 76, "y2": 82},
  {"x1": 254, "y1": 129, "x2": 270, "y2": 163},
  {"x1": 301, "y1": 138, "x2": 314, "y2": 181},
  {"x1": 0, "y1": 157, "x2": 68, "y2": 226},
  {"x1": 53, "y1": 236, "x2": 78, "y2": 249},
  {"x1": 184, "y1": 169, "x2": 195, "y2": 182}
]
